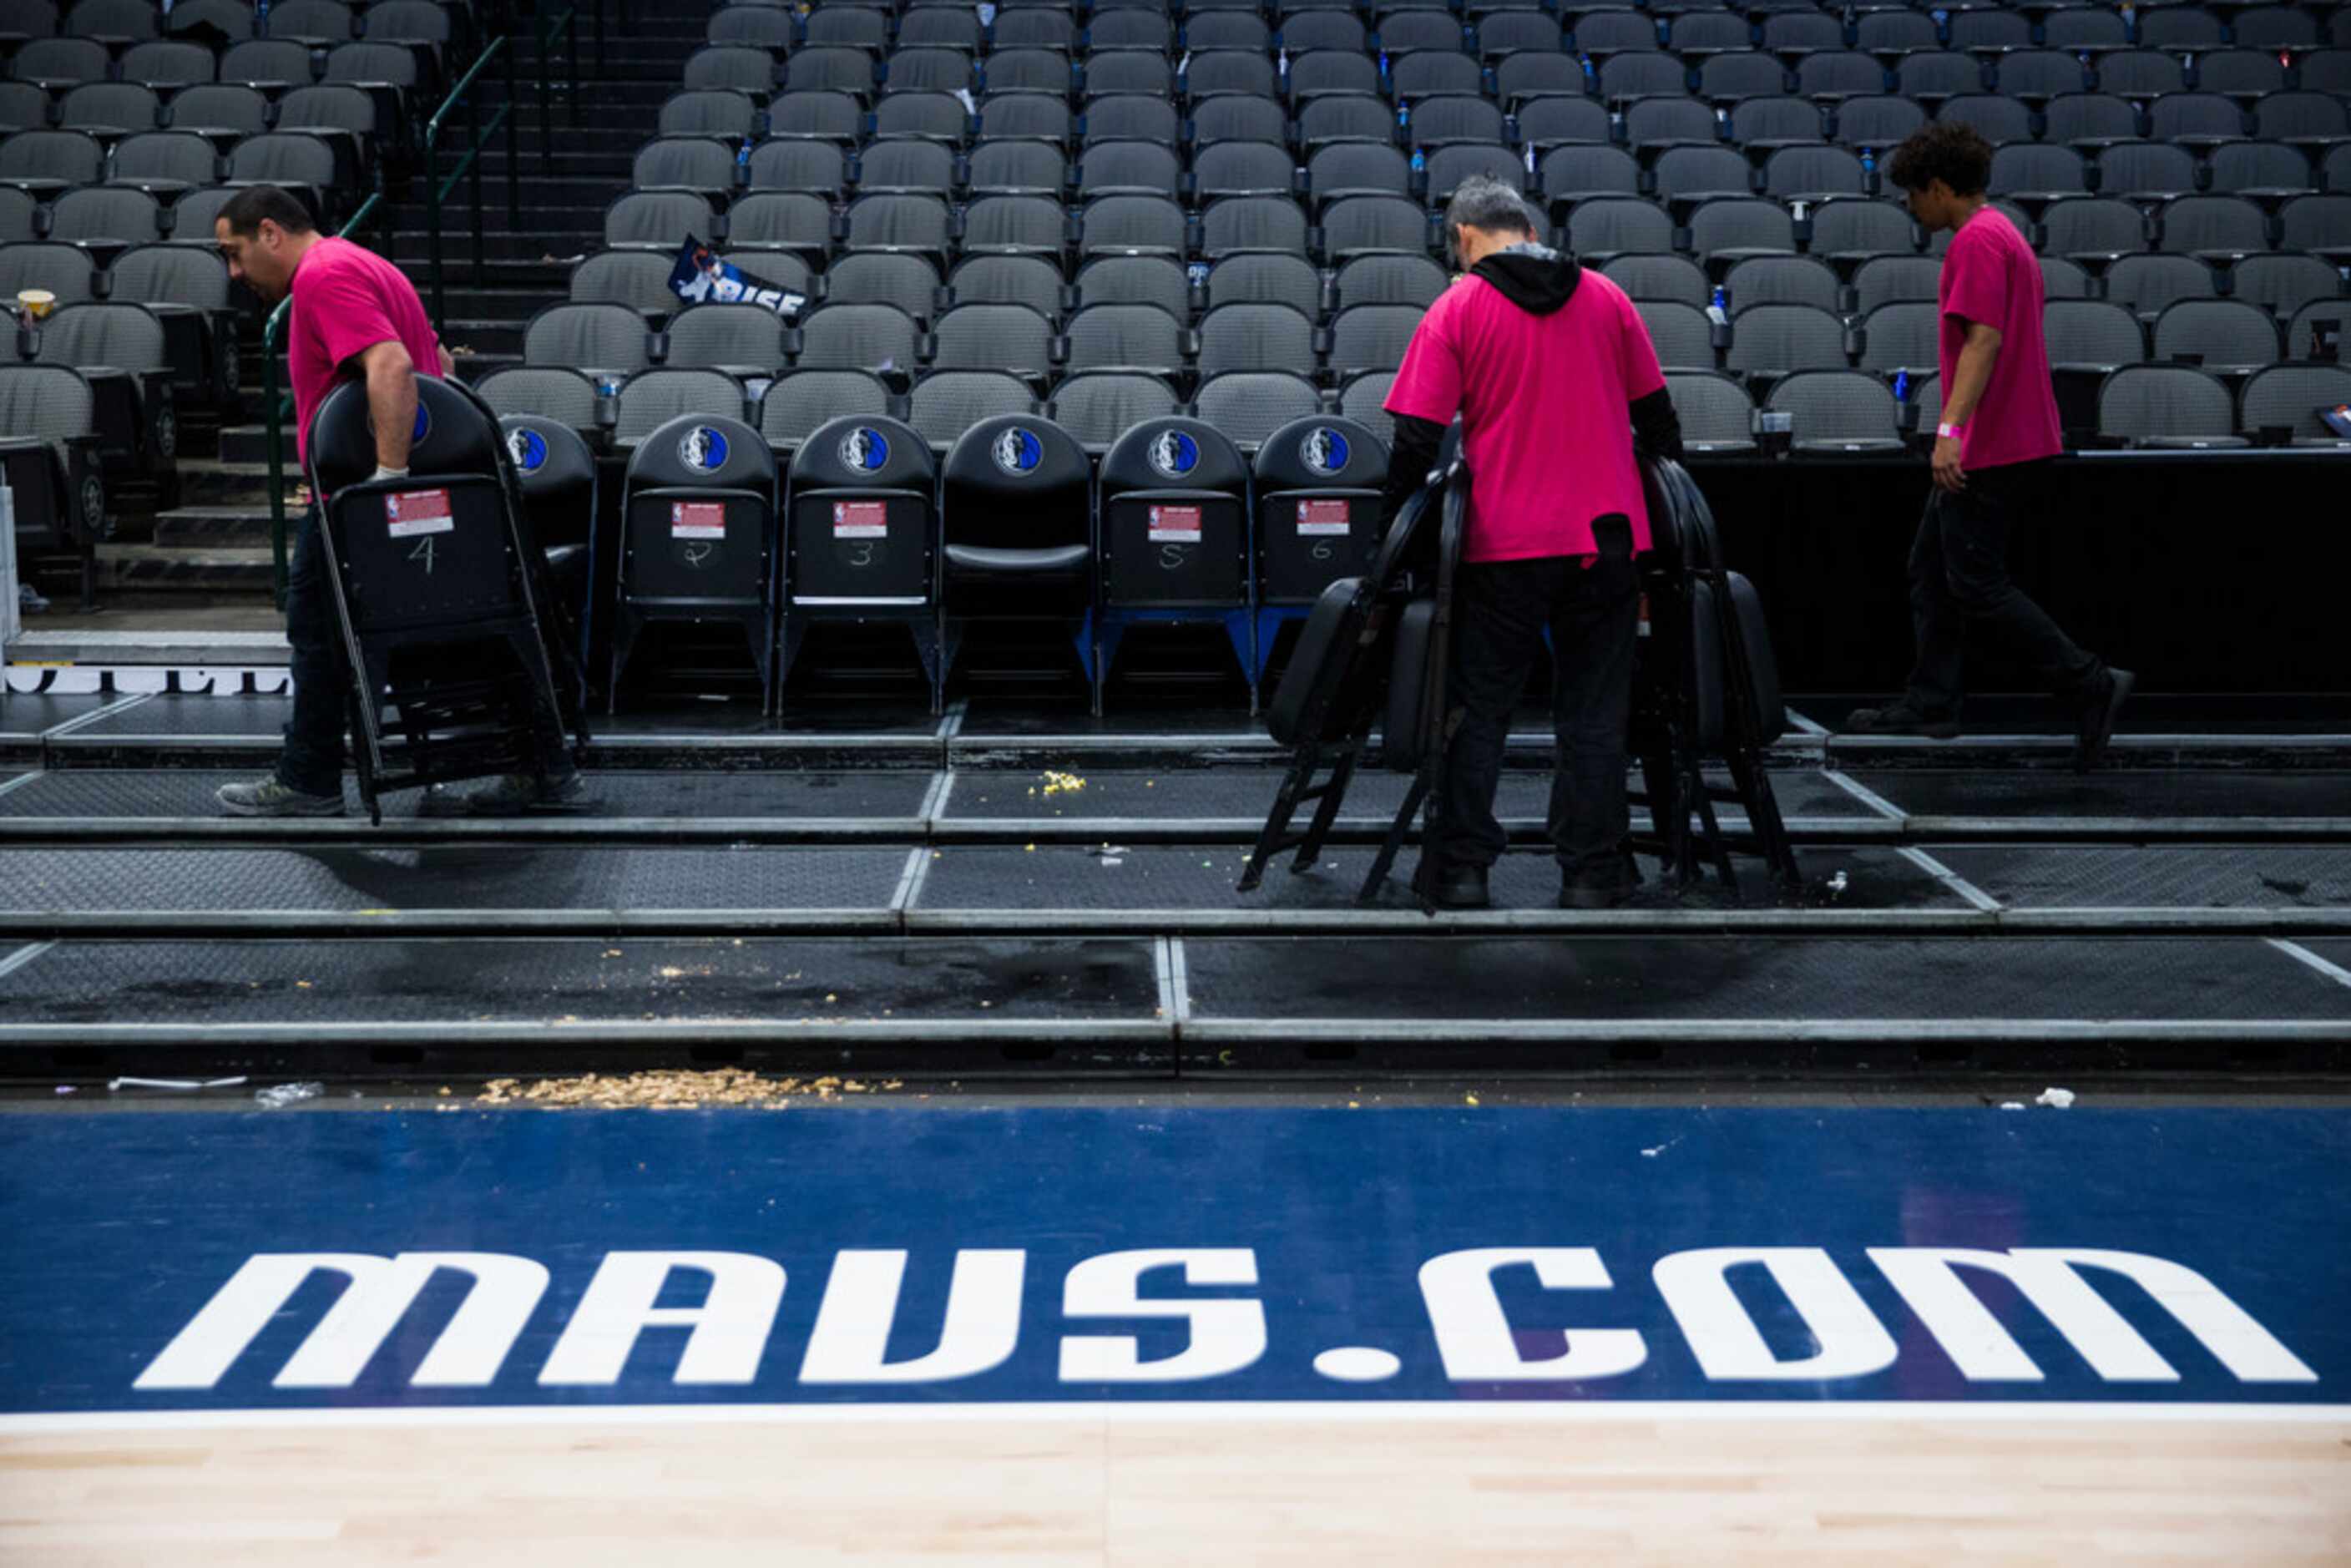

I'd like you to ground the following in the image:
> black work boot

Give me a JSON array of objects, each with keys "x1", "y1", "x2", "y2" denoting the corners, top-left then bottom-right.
[
  {"x1": 1414, "y1": 858, "x2": 1492, "y2": 910},
  {"x1": 2072, "y1": 667, "x2": 2135, "y2": 774}
]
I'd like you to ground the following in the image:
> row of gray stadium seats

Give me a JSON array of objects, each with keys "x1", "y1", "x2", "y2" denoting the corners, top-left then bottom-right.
[
  {"x1": 751, "y1": 4, "x2": 2350, "y2": 58},
  {"x1": 507, "y1": 291, "x2": 2350, "y2": 390},
  {"x1": 467, "y1": 355, "x2": 2351, "y2": 459},
  {"x1": 0, "y1": 82, "x2": 387, "y2": 139},
  {"x1": 660, "y1": 82, "x2": 2351, "y2": 152},
  {"x1": 0, "y1": 0, "x2": 461, "y2": 48},
  {"x1": 619, "y1": 131, "x2": 2351, "y2": 210},
  {"x1": 685, "y1": 41, "x2": 2351, "y2": 106},
  {"x1": 6, "y1": 38, "x2": 434, "y2": 93},
  {"x1": 564, "y1": 240, "x2": 2351, "y2": 332},
  {"x1": 588, "y1": 186, "x2": 2351, "y2": 265}
]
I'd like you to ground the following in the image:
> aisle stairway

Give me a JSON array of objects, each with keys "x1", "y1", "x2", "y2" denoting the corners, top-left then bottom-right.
[{"x1": 91, "y1": 3, "x2": 697, "y2": 604}]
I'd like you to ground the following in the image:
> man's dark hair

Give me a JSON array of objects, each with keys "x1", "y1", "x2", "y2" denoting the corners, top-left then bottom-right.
[
  {"x1": 1885, "y1": 121, "x2": 1993, "y2": 197},
  {"x1": 215, "y1": 185, "x2": 317, "y2": 238}
]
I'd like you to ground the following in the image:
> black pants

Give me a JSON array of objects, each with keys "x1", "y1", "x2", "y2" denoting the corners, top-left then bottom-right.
[
  {"x1": 1432, "y1": 518, "x2": 1640, "y2": 880},
  {"x1": 275, "y1": 507, "x2": 574, "y2": 796},
  {"x1": 276, "y1": 507, "x2": 348, "y2": 797},
  {"x1": 1904, "y1": 460, "x2": 2105, "y2": 720}
]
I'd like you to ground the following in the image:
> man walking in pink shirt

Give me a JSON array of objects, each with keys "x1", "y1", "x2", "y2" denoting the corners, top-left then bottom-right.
[
  {"x1": 1851, "y1": 123, "x2": 2132, "y2": 770},
  {"x1": 1383, "y1": 177, "x2": 1683, "y2": 910},
  {"x1": 208, "y1": 186, "x2": 579, "y2": 816}
]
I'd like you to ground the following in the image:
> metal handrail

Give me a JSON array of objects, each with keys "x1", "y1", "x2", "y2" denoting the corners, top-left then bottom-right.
[
  {"x1": 260, "y1": 190, "x2": 384, "y2": 606},
  {"x1": 422, "y1": 32, "x2": 522, "y2": 331},
  {"x1": 537, "y1": 3, "x2": 583, "y2": 171}
]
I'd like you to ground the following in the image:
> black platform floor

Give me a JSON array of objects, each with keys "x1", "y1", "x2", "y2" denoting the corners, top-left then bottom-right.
[{"x1": 2, "y1": 695, "x2": 2347, "y2": 1076}]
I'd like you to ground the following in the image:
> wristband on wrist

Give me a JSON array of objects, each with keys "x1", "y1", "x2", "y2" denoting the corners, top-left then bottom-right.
[
  {"x1": 1936, "y1": 422, "x2": 1966, "y2": 440},
  {"x1": 371, "y1": 465, "x2": 411, "y2": 483}
]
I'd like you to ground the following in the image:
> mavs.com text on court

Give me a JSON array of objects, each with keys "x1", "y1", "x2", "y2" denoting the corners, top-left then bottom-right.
[{"x1": 129, "y1": 1246, "x2": 2318, "y2": 1402}]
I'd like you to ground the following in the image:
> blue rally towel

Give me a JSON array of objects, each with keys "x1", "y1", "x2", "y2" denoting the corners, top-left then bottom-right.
[{"x1": 668, "y1": 236, "x2": 808, "y2": 319}]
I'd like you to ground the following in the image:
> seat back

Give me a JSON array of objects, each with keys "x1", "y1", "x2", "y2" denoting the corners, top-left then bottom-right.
[
  {"x1": 784, "y1": 412, "x2": 937, "y2": 604},
  {"x1": 304, "y1": 377, "x2": 520, "y2": 633},
  {"x1": 619, "y1": 412, "x2": 779, "y2": 606},
  {"x1": 1097, "y1": 415, "x2": 1251, "y2": 608},
  {"x1": 1251, "y1": 413, "x2": 1388, "y2": 605},
  {"x1": 499, "y1": 414, "x2": 598, "y2": 550}
]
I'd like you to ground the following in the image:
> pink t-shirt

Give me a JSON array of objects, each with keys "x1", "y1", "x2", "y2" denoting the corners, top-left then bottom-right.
[
  {"x1": 287, "y1": 236, "x2": 444, "y2": 466},
  {"x1": 1939, "y1": 207, "x2": 2063, "y2": 470},
  {"x1": 1383, "y1": 268, "x2": 1666, "y2": 564}
]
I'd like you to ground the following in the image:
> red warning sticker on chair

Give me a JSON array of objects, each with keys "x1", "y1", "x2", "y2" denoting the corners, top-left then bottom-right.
[
  {"x1": 1296, "y1": 498, "x2": 1351, "y2": 536},
  {"x1": 1147, "y1": 504, "x2": 1202, "y2": 543},
  {"x1": 384, "y1": 489, "x2": 453, "y2": 538},
  {"x1": 832, "y1": 500, "x2": 887, "y2": 539},
  {"x1": 670, "y1": 502, "x2": 726, "y2": 539}
]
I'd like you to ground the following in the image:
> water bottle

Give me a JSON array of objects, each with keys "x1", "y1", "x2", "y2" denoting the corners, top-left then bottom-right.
[
  {"x1": 1397, "y1": 102, "x2": 1410, "y2": 131},
  {"x1": 1716, "y1": 105, "x2": 1731, "y2": 136},
  {"x1": 1277, "y1": 47, "x2": 1288, "y2": 85},
  {"x1": 1524, "y1": 141, "x2": 1536, "y2": 175},
  {"x1": 1378, "y1": 48, "x2": 1390, "y2": 79},
  {"x1": 1706, "y1": 286, "x2": 1728, "y2": 326},
  {"x1": 1580, "y1": 53, "x2": 1596, "y2": 91},
  {"x1": 738, "y1": 136, "x2": 752, "y2": 175},
  {"x1": 1893, "y1": 368, "x2": 1910, "y2": 404},
  {"x1": 1410, "y1": 146, "x2": 1425, "y2": 178},
  {"x1": 1860, "y1": 146, "x2": 1875, "y2": 179},
  {"x1": 255, "y1": 0, "x2": 269, "y2": 30}
]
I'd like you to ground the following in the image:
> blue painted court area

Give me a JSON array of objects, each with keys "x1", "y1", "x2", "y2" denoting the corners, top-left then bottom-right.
[{"x1": 2, "y1": 1107, "x2": 2343, "y2": 1419}]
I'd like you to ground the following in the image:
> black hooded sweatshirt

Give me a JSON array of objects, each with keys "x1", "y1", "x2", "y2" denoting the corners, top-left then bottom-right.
[{"x1": 1377, "y1": 241, "x2": 1684, "y2": 532}]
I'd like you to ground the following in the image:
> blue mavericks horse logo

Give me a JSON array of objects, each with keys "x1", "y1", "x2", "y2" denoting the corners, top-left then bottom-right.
[
  {"x1": 992, "y1": 425, "x2": 1044, "y2": 477},
  {"x1": 506, "y1": 427, "x2": 548, "y2": 473},
  {"x1": 679, "y1": 425, "x2": 729, "y2": 473},
  {"x1": 1301, "y1": 425, "x2": 1349, "y2": 477},
  {"x1": 839, "y1": 426, "x2": 890, "y2": 473},
  {"x1": 1146, "y1": 427, "x2": 1200, "y2": 479}
]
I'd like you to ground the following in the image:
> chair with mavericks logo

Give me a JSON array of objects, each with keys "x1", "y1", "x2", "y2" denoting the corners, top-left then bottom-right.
[
  {"x1": 302, "y1": 377, "x2": 584, "y2": 823},
  {"x1": 1094, "y1": 415, "x2": 1257, "y2": 709},
  {"x1": 938, "y1": 413, "x2": 1099, "y2": 710},
  {"x1": 781, "y1": 413, "x2": 945, "y2": 710},
  {"x1": 609, "y1": 410, "x2": 782, "y2": 712},
  {"x1": 1250, "y1": 412, "x2": 1388, "y2": 691},
  {"x1": 498, "y1": 413, "x2": 600, "y2": 711}
]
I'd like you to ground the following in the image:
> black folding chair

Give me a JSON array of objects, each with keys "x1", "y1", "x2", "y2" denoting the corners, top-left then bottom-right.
[{"x1": 303, "y1": 377, "x2": 588, "y2": 824}]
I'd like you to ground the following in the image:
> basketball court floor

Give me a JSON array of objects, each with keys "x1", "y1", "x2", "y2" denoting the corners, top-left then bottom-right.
[{"x1": 1, "y1": 683, "x2": 2346, "y2": 1560}]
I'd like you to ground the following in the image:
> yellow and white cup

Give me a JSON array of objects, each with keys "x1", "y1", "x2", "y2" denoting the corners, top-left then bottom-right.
[{"x1": 15, "y1": 289, "x2": 55, "y2": 321}]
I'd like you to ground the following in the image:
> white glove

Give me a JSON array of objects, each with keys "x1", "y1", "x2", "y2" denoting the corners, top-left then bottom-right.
[{"x1": 371, "y1": 465, "x2": 410, "y2": 483}]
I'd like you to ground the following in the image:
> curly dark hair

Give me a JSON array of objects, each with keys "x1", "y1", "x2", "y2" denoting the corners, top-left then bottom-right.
[{"x1": 1884, "y1": 120, "x2": 1994, "y2": 197}]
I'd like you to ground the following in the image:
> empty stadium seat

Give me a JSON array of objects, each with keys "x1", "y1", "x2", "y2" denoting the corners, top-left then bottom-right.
[{"x1": 2096, "y1": 364, "x2": 2247, "y2": 449}]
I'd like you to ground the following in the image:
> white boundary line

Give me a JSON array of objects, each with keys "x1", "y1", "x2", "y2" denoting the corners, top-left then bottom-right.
[
  {"x1": 1898, "y1": 847, "x2": 2005, "y2": 913},
  {"x1": 913, "y1": 767, "x2": 953, "y2": 823},
  {"x1": 0, "y1": 940, "x2": 52, "y2": 981},
  {"x1": 1167, "y1": 937, "x2": 1193, "y2": 1026},
  {"x1": 2266, "y1": 937, "x2": 2351, "y2": 991},
  {"x1": 0, "y1": 768, "x2": 43, "y2": 800},
  {"x1": 1152, "y1": 936, "x2": 1176, "y2": 1022},
  {"x1": 1818, "y1": 768, "x2": 1909, "y2": 823},
  {"x1": 40, "y1": 691, "x2": 152, "y2": 739},
  {"x1": 886, "y1": 847, "x2": 934, "y2": 914},
  {"x1": 1, "y1": 1401, "x2": 2343, "y2": 1437}
]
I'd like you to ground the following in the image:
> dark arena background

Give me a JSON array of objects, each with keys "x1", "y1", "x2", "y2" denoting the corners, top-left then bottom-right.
[{"x1": 1, "y1": 0, "x2": 2348, "y2": 1558}]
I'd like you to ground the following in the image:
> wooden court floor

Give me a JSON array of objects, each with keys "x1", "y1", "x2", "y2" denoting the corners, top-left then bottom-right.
[{"x1": 5, "y1": 1406, "x2": 2346, "y2": 1565}]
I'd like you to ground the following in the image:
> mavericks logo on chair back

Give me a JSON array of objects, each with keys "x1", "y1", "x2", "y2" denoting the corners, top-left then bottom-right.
[
  {"x1": 1146, "y1": 428, "x2": 1200, "y2": 479},
  {"x1": 991, "y1": 425, "x2": 1044, "y2": 477},
  {"x1": 1300, "y1": 425, "x2": 1349, "y2": 477},
  {"x1": 838, "y1": 425, "x2": 891, "y2": 473},
  {"x1": 679, "y1": 425, "x2": 730, "y2": 474},
  {"x1": 505, "y1": 427, "x2": 548, "y2": 474}
]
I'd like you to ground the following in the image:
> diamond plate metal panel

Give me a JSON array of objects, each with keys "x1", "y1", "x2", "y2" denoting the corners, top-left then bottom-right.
[
  {"x1": 1183, "y1": 935, "x2": 2351, "y2": 1021},
  {"x1": 1931, "y1": 846, "x2": 2351, "y2": 908},
  {"x1": 0, "y1": 938, "x2": 1160, "y2": 1024},
  {"x1": 916, "y1": 844, "x2": 1952, "y2": 912},
  {"x1": 0, "y1": 847, "x2": 911, "y2": 912},
  {"x1": 0, "y1": 770, "x2": 932, "y2": 820},
  {"x1": 1853, "y1": 769, "x2": 2351, "y2": 820}
]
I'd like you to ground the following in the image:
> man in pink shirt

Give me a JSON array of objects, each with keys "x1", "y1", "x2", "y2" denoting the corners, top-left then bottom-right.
[
  {"x1": 207, "y1": 187, "x2": 577, "y2": 816},
  {"x1": 1852, "y1": 123, "x2": 2132, "y2": 771},
  {"x1": 1383, "y1": 177, "x2": 1682, "y2": 909}
]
